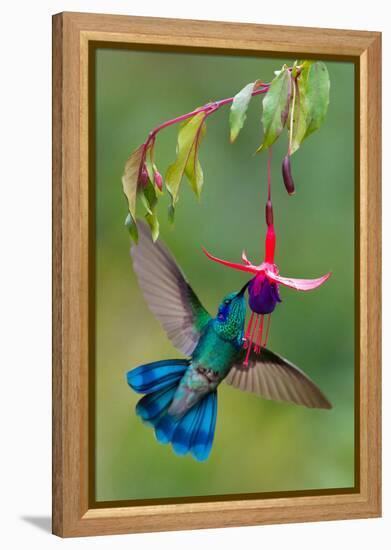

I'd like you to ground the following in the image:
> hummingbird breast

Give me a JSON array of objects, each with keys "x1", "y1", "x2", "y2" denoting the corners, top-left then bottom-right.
[{"x1": 168, "y1": 326, "x2": 242, "y2": 418}]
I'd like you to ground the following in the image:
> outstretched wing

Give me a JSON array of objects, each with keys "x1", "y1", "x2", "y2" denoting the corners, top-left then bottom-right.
[
  {"x1": 225, "y1": 347, "x2": 332, "y2": 409},
  {"x1": 131, "y1": 222, "x2": 211, "y2": 356}
]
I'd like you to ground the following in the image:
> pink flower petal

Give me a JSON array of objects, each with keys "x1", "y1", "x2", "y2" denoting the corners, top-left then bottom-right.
[
  {"x1": 202, "y1": 247, "x2": 258, "y2": 274},
  {"x1": 266, "y1": 270, "x2": 332, "y2": 291}
]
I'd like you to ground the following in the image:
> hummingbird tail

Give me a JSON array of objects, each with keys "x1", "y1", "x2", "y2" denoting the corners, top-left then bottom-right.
[
  {"x1": 126, "y1": 359, "x2": 218, "y2": 461},
  {"x1": 155, "y1": 390, "x2": 217, "y2": 461}
]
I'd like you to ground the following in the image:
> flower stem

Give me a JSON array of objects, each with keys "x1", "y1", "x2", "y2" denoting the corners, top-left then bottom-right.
[
  {"x1": 267, "y1": 147, "x2": 272, "y2": 202},
  {"x1": 137, "y1": 83, "x2": 270, "y2": 181},
  {"x1": 265, "y1": 147, "x2": 274, "y2": 227},
  {"x1": 265, "y1": 147, "x2": 275, "y2": 262},
  {"x1": 148, "y1": 85, "x2": 269, "y2": 142}
]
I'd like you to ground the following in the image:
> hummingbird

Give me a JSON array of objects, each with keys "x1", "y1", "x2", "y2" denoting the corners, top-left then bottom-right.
[{"x1": 126, "y1": 222, "x2": 332, "y2": 461}]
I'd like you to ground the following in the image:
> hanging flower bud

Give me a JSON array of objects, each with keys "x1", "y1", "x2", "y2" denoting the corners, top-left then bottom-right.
[
  {"x1": 139, "y1": 164, "x2": 148, "y2": 187},
  {"x1": 265, "y1": 199, "x2": 274, "y2": 226},
  {"x1": 154, "y1": 170, "x2": 163, "y2": 192},
  {"x1": 282, "y1": 155, "x2": 295, "y2": 195}
]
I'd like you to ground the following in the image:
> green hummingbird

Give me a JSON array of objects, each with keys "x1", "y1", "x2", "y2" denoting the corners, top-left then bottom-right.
[{"x1": 126, "y1": 222, "x2": 332, "y2": 461}]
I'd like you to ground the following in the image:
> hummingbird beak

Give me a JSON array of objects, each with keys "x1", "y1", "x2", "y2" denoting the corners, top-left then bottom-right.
[{"x1": 237, "y1": 281, "x2": 249, "y2": 296}]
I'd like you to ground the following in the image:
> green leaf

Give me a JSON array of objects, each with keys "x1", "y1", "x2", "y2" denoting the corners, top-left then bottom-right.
[
  {"x1": 140, "y1": 192, "x2": 152, "y2": 215},
  {"x1": 184, "y1": 120, "x2": 206, "y2": 198},
  {"x1": 124, "y1": 212, "x2": 138, "y2": 243},
  {"x1": 168, "y1": 203, "x2": 175, "y2": 224},
  {"x1": 185, "y1": 143, "x2": 204, "y2": 198},
  {"x1": 165, "y1": 112, "x2": 206, "y2": 206},
  {"x1": 301, "y1": 61, "x2": 330, "y2": 140},
  {"x1": 144, "y1": 144, "x2": 155, "y2": 182},
  {"x1": 141, "y1": 179, "x2": 157, "y2": 214},
  {"x1": 287, "y1": 61, "x2": 330, "y2": 154},
  {"x1": 122, "y1": 144, "x2": 144, "y2": 219},
  {"x1": 291, "y1": 60, "x2": 299, "y2": 78},
  {"x1": 145, "y1": 211, "x2": 160, "y2": 242},
  {"x1": 273, "y1": 64, "x2": 288, "y2": 77},
  {"x1": 229, "y1": 82, "x2": 254, "y2": 143},
  {"x1": 139, "y1": 180, "x2": 160, "y2": 240},
  {"x1": 257, "y1": 68, "x2": 291, "y2": 152},
  {"x1": 288, "y1": 77, "x2": 308, "y2": 155}
]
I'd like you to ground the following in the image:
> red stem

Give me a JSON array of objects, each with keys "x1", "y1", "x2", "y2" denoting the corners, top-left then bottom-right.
[
  {"x1": 267, "y1": 147, "x2": 272, "y2": 202},
  {"x1": 264, "y1": 148, "x2": 275, "y2": 263},
  {"x1": 137, "y1": 84, "x2": 270, "y2": 181}
]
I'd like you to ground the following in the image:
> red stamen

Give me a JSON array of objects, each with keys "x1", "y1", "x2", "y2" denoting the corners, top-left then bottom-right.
[
  {"x1": 244, "y1": 314, "x2": 259, "y2": 366},
  {"x1": 243, "y1": 311, "x2": 255, "y2": 348},
  {"x1": 255, "y1": 315, "x2": 264, "y2": 354},
  {"x1": 263, "y1": 314, "x2": 272, "y2": 348}
]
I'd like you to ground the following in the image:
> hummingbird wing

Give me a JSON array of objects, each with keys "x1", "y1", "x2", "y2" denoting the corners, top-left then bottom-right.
[
  {"x1": 131, "y1": 222, "x2": 212, "y2": 356},
  {"x1": 225, "y1": 347, "x2": 332, "y2": 409}
]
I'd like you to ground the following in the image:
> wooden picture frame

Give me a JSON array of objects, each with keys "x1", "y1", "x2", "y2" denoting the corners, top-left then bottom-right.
[{"x1": 52, "y1": 11, "x2": 381, "y2": 538}]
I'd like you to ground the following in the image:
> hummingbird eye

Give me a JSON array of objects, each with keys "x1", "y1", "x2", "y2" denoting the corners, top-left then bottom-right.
[{"x1": 224, "y1": 299, "x2": 230, "y2": 305}]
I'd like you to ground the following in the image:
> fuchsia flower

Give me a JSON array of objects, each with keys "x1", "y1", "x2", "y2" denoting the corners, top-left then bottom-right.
[{"x1": 203, "y1": 211, "x2": 331, "y2": 365}]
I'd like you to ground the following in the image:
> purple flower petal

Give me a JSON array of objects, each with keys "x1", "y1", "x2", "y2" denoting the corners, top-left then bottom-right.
[{"x1": 248, "y1": 276, "x2": 280, "y2": 314}]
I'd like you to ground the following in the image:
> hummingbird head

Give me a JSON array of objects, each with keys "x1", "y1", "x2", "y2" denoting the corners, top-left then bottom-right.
[{"x1": 215, "y1": 283, "x2": 248, "y2": 341}]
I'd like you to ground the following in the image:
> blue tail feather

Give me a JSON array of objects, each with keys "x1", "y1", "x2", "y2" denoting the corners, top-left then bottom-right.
[
  {"x1": 135, "y1": 385, "x2": 177, "y2": 424},
  {"x1": 126, "y1": 359, "x2": 188, "y2": 394},
  {"x1": 154, "y1": 391, "x2": 218, "y2": 461},
  {"x1": 171, "y1": 405, "x2": 200, "y2": 456},
  {"x1": 155, "y1": 413, "x2": 180, "y2": 444},
  {"x1": 127, "y1": 359, "x2": 218, "y2": 461},
  {"x1": 190, "y1": 392, "x2": 218, "y2": 461}
]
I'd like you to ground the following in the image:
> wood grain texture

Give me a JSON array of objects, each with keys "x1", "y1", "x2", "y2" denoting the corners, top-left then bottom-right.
[
  {"x1": 52, "y1": 11, "x2": 382, "y2": 538},
  {"x1": 52, "y1": 12, "x2": 63, "y2": 537}
]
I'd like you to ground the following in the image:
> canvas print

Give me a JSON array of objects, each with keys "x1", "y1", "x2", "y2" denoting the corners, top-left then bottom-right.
[{"x1": 94, "y1": 48, "x2": 355, "y2": 503}]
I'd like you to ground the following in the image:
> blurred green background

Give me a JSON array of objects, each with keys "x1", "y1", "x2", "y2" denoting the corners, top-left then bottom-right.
[{"x1": 94, "y1": 48, "x2": 355, "y2": 502}]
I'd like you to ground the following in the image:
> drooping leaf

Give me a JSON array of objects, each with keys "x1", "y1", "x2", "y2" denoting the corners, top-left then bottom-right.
[
  {"x1": 229, "y1": 82, "x2": 254, "y2": 143},
  {"x1": 165, "y1": 112, "x2": 206, "y2": 206},
  {"x1": 144, "y1": 143, "x2": 155, "y2": 182},
  {"x1": 185, "y1": 143, "x2": 204, "y2": 198},
  {"x1": 168, "y1": 203, "x2": 175, "y2": 224},
  {"x1": 273, "y1": 63, "x2": 288, "y2": 77},
  {"x1": 257, "y1": 68, "x2": 292, "y2": 152},
  {"x1": 288, "y1": 77, "x2": 308, "y2": 155},
  {"x1": 124, "y1": 212, "x2": 138, "y2": 243},
  {"x1": 140, "y1": 192, "x2": 152, "y2": 215},
  {"x1": 122, "y1": 144, "x2": 144, "y2": 219},
  {"x1": 140, "y1": 179, "x2": 157, "y2": 215},
  {"x1": 145, "y1": 211, "x2": 160, "y2": 242},
  {"x1": 300, "y1": 61, "x2": 330, "y2": 140},
  {"x1": 291, "y1": 60, "x2": 299, "y2": 78},
  {"x1": 144, "y1": 179, "x2": 158, "y2": 210},
  {"x1": 139, "y1": 180, "x2": 160, "y2": 240},
  {"x1": 145, "y1": 141, "x2": 163, "y2": 194},
  {"x1": 184, "y1": 119, "x2": 206, "y2": 198}
]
